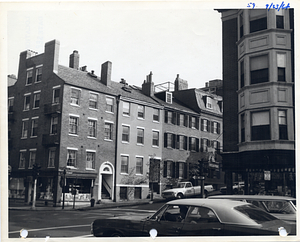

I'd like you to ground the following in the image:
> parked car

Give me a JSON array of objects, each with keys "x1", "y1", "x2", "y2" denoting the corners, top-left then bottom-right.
[
  {"x1": 161, "y1": 182, "x2": 214, "y2": 199},
  {"x1": 91, "y1": 198, "x2": 295, "y2": 237},
  {"x1": 208, "y1": 195, "x2": 296, "y2": 223},
  {"x1": 220, "y1": 181, "x2": 245, "y2": 194}
]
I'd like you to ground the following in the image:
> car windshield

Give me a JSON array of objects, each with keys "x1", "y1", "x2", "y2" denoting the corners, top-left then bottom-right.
[
  {"x1": 263, "y1": 201, "x2": 296, "y2": 214},
  {"x1": 234, "y1": 204, "x2": 279, "y2": 224},
  {"x1": 174, "y1": 183, "x2": 185, "y2": 188}
]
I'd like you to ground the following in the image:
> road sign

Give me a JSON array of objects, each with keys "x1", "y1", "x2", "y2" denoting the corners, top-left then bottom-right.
[{"x1": 264, "y1": 171, "x2": 271, "y2": 180}]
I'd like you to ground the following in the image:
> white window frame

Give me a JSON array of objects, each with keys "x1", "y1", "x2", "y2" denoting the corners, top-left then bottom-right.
[
  {"x1": 136, "y1": 156, "x2": 143, "y2": 175},
  {"x1": 69, "y1": 115, "x2": 79, "y2": 135},
  {"x1": 86, "y1": 150, "x2": 96, "y2": 170},
  {"x1": 152, "y1": 130, "x2": 159, "y2": 147},
  {"x1": 50, "y1": 116, "x2": 58, "y2": 135},
  {"x1": 28, "y1": 149, "x2": 37, "y2": 169},
  {"x1": 21, "y1": 118, "x2": 29, "y2": 139},
  {"x1": 24, "y1": 93, "x2": 31, "y2": 111},
  {"x1": 52, "y1": 86, "x2": 61, "y2": 104},
  {"x1": 122, "y1": 101, "x2": 130, "y2": 116},
  {"x1": 19, "y1": 150, "x2": 26, "y2": 169},
  {"x1": 33, "y1": 91, "x2": 41, "y2": 109},
  {"x1": 122, "y1": 125, "x2": 130, "y2": 143},
  {"x1": 31, "y1": 117, "x2": 39, "y2": 138},
  {"x1": 35, "y1": 65, "x2": 43, "y2": 83},
  {"x1": 67, "y1": 148, "x2": 78, "y2": 168},
  {"x1": 105, "y1": 96, "x2": 114, "y2": 113},
  {"x1": 137, "y1": 127, "x2": 144, "y2": 145},
  {"x1": 70, "y1": 88, "x2": 81, "y2": 106},
  {"x1": 26, "y1": 68, "x2": 33, "y2": 85},
  {"x1": 48, "y1": 148, "x2": 56, "y2": 168},
  {"x1": 88, "y1": 119, "x2": 97, "y2": 138},
  {"x1": 121, "y1": 155, "x2": 129, "y2": 174},
  {"x1": 89, "y1": 92, "x2": 98, "y2": 110}
]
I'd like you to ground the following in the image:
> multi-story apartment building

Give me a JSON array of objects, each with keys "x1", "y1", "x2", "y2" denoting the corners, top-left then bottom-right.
[
  {"x1": 217, "y1": 9, "x2": 295, "y2": 196},
  {"x1": 152, "y1": 75, "x2": 224, "y2": 192}
]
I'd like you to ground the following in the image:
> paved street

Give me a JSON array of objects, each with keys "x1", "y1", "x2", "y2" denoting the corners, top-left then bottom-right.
[{"x1": 9, "y1": 201, "x2": 165, "y2": 238}]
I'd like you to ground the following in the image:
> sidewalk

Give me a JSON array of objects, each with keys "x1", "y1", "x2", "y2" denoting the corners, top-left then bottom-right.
[{"x1": 9, "y1": 196, "x2": 165, "y2": 211}]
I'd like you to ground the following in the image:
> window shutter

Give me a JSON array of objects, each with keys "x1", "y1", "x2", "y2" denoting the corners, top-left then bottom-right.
[
  {"x1": 184, "y1": 163, "x2": 187, "y2": 179},
  {"x1": 172, "y1": 134, "x2": 176, "y2": 148},
  {"x1": 201, "y1": 119, "x2": 204, "y2": 131},
  {"x1": 172, "y1": 162, "x2": 175, "y2": 178},
  {"x1": 189, "y1": 116, "x2": 192, "y2": 128},
  {"x1": 184, "y1": 115, "x2": 188, "y2": 127},
  {"x1": 164, "y1": 110, "x2": 168, "y2": 123},
  {"x1": 196, "y1": 117, "x2": 199, "y2": 130},
  {"x1": 163, "y1": 161, "x2": 167, "y2": 177},
  {"x1": 184, "y1": 136, "x2": 188, "y2": 150},
  {"x1": 188, "y1": 137, "x2": 191, "y2": 150},
  {"x1": 211, "y1": 121, "x2": 214, "y2": 133},
  {"x1": 164, "y1": 133, "x2": 167, "y2": 148},
  {"x1": 200, "y1": 139, "x2": 204, "y2": 152},
  {"x1": 175, "y1": 162, "x2": 179, "y2": 178},
  {"x1": 176, "y1": 135, "x2": 179, "y2": 149},
  {"x1": 217, "y1": 122, "x2": 220, "y2": 134},
  {"x1": 207, "y1": 120, "x2": 211, "y2": 132},
  {"x1": 177, "y1": 114, "x2": 180, "y2": 126},
  {"x1": 207, "y1": 140, "x2": 211, "y2": 147},
  {"x1": 196, "y1": 138, "x2": 199, "y2": 152}
]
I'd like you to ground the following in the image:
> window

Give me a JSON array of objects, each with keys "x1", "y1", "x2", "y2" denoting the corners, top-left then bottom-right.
[
  {"x1": 250, "y1": 10, "x2": 267, "y2": 33},
  {"x1": 201, "y1": 138, "x2": 208, "y2": 152},
  {"x1": 189, "y1": 137, "x2": 199, "y2": 152},
  {"x1": 104, "y1": 122, "x2": 113, "y2": 140},
  {"x1": 137, "y1": 128, "x2": 144, "y2": 144},
  {"x1": 50, "y1": 116, "x2": 58, "y2": 134},
  {"x1": 106, "y1": 97, "x2": 114, "y2": 112},
  {"x1": 69, "y1": 116, "x2": 79, "y2": 135},
  {"x1": 241, "y1": 113, "x2": 245, "y2": 142},
  {"x1": 89, "y1": 93, "x2": 98, "y2": 109},
  {"x1": 178, "y1": 135, "x2": 187, "y2": 150},
  {"x1": 52, "y1": 88, "x2": 60, "y2": 104},
  {"x1": 190, "y1": 116, "x2": 198, "y2": 129},
  {"x1": 276, "y1": 15, "x2": 284, "y2": 29},
  {"x1": 88, "y1": 119, "x2": 97, "y2": 138},
  {"x1": 206, "y1": 97, "x2": 212, "y2": 109},
  {"x1": 152, "y1": 131, "x2": 159, "y2": 147},
  {"x1": 201, "y1": 119, "x2": 208, "y2": 132},
  {"x1": 137, "y1": 105, "x2": 145, "y2": 119},
  {"x1": 134, "y1": 187, "x2": 142, "y2": 199},
  {"x1": 86, "y1": 151, "x2": 95, "y2": 169},
  {"x1": 251, "y1": 111, "x2": 270, "y2": 141},
  {"x1": 120, "y1": 187, "x2": 128, "y2": 200},
  {"x1": 24, "y1": 94, "x2": 31, "y2": 111},
  {"x1": 178, "y1": 162, "x2": 184, "y2": 179},
  {"x1": 123, "y1": 101, "x2": 130, "y2": 116},
  {"x1": 70, "y1": 89, "x2": 80, "y2": 105},
  {"x1": 21, "y1": 119, "x2": 29, "y2": 138},
  {"x1": 28, "y1": 150, "x2": 36, "y2": 169},
  {"x1": 19, "y1": 151, "x2": 26, "y2": 169},
  {"x1": 67, "y1": 149, "x2": 77, "y2": 167},
  {"x1": 178, "y1": 114, "x2": 185, "y2": 126},
  {"x1": 166, "y1": 92, "x2": 172, "y2": 104},
  {"x1": 33, "y1": 92, "x2": 40, "y2": 109},
  {"x1": 279, "y1": 110, "x2": 288, "y2": 140},
  {"x1": 35, "y1": 66, "x2": 42, "y2": 82},
  {"x1": 153, "y1": 108, "x2": 159, "y2": 122},
  {"x1": 48, "y1": 149, "x2": 56, "y2": 168},
  {"x1": 240, "y1": 61, "x2": 244, "y2": 88},
  {"x1": 26, "y1": 69, "x2": 33, "y2": 85},
  {"x1": 165, "y1": 110, "x2": 176, "y2": 124},
  {"x1": 277, "y1": 53, "x2": 286, "y2": 82},
  {"x1": 164, "y1": 160, "x2": 173, "y2": 178},
  {"x1": 31, "y1": 118, "x2": 39, "y2": 137},
  {"x1": 121, "y1": 156, "x2": 129, "y2": 173},
  {"x1": 212, "y1": 122, "x2": 218, "y2": 134},
  {"x1": 250, "y1": 55, "x2": 269, "y2": 84},
  {"x1": 165, "y1": 133, "x2": 175, "y2": 148},
  {"x1": 8, "y1": 97, "x2": 14, "y2": 112},
  {"x1": 136, "y1": 157, "x2": 143, "y2": 174},
  {"x1": 122, "y1": 125, "x2": 130, "y2": 142}
]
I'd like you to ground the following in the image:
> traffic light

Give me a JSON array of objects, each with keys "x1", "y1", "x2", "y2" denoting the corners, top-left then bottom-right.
[{"x1": 32, "y1": 163, "x2": 41, "y2": 179}]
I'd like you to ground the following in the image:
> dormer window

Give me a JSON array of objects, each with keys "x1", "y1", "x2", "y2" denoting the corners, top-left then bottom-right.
[
  {"x1": 207, "y1": 97, "x2": 212, "y2": 109},
  {"x1": 166, "y1": 92, "x2": 172, "y2": 104}
]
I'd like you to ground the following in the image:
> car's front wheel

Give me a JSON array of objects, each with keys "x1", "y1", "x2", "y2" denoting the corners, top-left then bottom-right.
[
  {"x1": 111, "y1": 232, "x2": 123, "y2": 237},
  {"x1": 176, "y1": 193, "x2": 184, "y2": 199}
]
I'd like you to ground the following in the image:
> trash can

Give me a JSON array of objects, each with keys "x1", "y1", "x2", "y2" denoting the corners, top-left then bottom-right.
[{"x1": 90, "y1": 198, "x2": 95, "y2": 207}]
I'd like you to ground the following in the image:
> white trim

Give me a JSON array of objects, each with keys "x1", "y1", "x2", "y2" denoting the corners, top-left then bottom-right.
[
  {"x1": 26, "y1": 67, "x2": 34, "y2": 71},
  {"x1": 86, "y1": 149, "x2": 96, "y2": 153},
  {"x1": 67, "y1": 147, "x2": 78, "y2": 151},
  {"x1": 121, "y1": 123, "x2": 130, "y2": 127},
  {"x1": 20, "y1": 149, "x2": 27, "y2": 152},
  {"x1": 104, "y1": 120, "x2": 114, "y2": 124},
  {"x1": 69, "y1": 114, "x2": 80, "y2": 117},
  {"x1": 22, "y1": 118, "x2": 29, "y2": 121},
  {"x1": 33, "y1": 90, "x2": 41, "y2": 94},
  {"x1": 136, "y1": 126, "x2": 145, "y2": 130},
  {"x1": 152, "y1": 129, "x2": 160, "y2": 132},
  {"x1": 105, "y1": 95, "x2": 115, "y2": 99},
  {"x1": 71, "y1": 87, "x2": 82, "y2": 91},
  {"x1": 24, "y1": 92, "x2": 31, "y2": 96},
  {"x1": 53, "y1": 85, "x2": 61, "y2": 89},
  {"x1": 88, "y1": 117, "x2": 98, "y2": 121},
  {"x1": 29, "y1": 148, "x2": 37, "y2": 151},
  {"x1": 8, "y1": 96, "x2": 14, "y2": 100},
  {"x1": 31, "y1": 116, "x2": 39, "y2": 120},
  {"x1": 116, "y1": 184, "x2": 149, "y2": 187},
  {"x1": 36, "y1": 64, "x2": 43, "y2": 68},
  {"x1": 120, "y1": 153, "x2": 129, "y2": 157}
]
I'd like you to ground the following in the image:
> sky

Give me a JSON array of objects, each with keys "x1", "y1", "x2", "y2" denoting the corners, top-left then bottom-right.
[{"x1": 6, "y1": 2, "x2": 223, "y2": 89}]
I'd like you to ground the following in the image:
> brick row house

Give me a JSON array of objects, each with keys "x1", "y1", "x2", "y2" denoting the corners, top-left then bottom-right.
[{"x1": 8, "y1": 39, "x2": 223, "y2": 205}]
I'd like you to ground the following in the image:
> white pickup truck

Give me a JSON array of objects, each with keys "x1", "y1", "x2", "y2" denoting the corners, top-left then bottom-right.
[{"x1": 161, "y1": 182, "x2": 214, "y2": 199}]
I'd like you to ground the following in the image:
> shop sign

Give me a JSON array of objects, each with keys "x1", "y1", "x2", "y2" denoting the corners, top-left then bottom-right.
[{"x1": 264, "y1": 171, "x2": 271, "y2": 180}]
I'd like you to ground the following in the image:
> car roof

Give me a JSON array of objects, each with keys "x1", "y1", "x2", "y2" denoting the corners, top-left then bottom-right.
[{"x1": 208, "y1": 195, "x2": 295, "y2": 201}]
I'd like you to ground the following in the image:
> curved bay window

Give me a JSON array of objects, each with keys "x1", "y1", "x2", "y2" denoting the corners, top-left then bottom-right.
[{"x1": 251, "y1": 111, "x2": 270, "y2": 141}]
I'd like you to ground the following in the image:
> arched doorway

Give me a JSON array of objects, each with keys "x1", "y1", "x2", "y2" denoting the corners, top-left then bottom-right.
[{"x1": 98, "y1": 162, "x2": 114, "y2": 201}]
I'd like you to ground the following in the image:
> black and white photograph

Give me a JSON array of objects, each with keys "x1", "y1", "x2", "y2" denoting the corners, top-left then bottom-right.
[{"x1": 1, "y1": 1, "x2": 298, "y2": 241}]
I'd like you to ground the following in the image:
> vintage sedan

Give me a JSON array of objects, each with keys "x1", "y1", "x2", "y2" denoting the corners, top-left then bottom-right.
[
  {"x1": 208, "y1": 195, "x2": 296, "y2": 223},
  {"x1": 91, "y1": 199, "x2": 295, "y2": 237}
]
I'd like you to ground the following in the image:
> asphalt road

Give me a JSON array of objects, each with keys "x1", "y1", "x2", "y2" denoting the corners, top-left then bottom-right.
[{"x1": 9, "y1": 201, "x2": 165, "y2": 238}]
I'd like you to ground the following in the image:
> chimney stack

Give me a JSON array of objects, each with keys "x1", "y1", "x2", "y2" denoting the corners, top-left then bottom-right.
[
  {"x1": 43, "y1": 39, "x2": 60, "y2": 75},
  {"x1": 174, "y1": 74, "x2": 188, "y2": 91},
  {"x1": 69, "y1": 50, "x2": 79, "y2": 69},
  {"x1": 142, "y1": 71, "x2": 154, "y2": 97},
  {"x1": 101, "y1": 61, "x2": 112, "y2": 86}
]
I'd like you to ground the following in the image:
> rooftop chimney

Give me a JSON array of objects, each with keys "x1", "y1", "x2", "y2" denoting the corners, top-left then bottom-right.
[
  {"x1": 174, "y1": 74, "x2": 188, "y2": 91},
  {"x1": 142, "y1": 71, "x2": 154, "y2": 97},
  {"x1": 69, "y1": 50, "x2": 79, "y2": 69},
  {"x1": 101, "y1": 61, "x2": 112, "y2": 86},
  {"x1": 44, "y1": 39, "x2": 60, "y2": 75}
]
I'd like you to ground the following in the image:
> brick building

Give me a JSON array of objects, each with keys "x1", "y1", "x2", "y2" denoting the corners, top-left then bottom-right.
[{"x1": 217, "y1": 9, "x2": 295, "y2": 196}]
